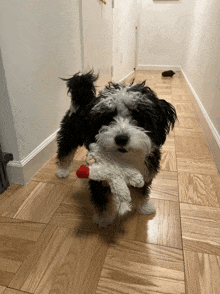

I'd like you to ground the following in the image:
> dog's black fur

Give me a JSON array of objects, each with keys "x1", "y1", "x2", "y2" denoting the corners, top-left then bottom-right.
[{"x1": 57, "y1": 71, "x2": 177, "y2": 217}]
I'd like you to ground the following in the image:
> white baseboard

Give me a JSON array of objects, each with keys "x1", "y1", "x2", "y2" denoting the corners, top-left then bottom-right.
[
  {"x1": 181, "y1": 68, "x2": 220, "y2": 149},
  {"x1": 137, "y1": 64, "x2": 181, "y2": 71},
  {"x1": 118, "y1": 70, "x2": 135, "y2": 83},
  {"x1": 7, "y1": 129, "x2": 59, "y2": 185}
]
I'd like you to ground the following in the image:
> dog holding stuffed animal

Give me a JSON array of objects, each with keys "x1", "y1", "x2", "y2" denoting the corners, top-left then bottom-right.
[{"x1": 56, "y1": 71, "x2": 177, "y2": 227}]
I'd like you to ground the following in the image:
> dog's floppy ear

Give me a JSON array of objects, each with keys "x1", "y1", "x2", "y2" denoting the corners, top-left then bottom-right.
[
  {"x1": 61, "y1": 70, "x2": 99, "y2": 110},
  {"x1": 157, "y1": 99, "x2": 177, "y2": 145}
]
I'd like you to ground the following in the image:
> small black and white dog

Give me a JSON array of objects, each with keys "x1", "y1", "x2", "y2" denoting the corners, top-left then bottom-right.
[{"x1": 56, "y1": 71, "x2": 177, "y2": 227}]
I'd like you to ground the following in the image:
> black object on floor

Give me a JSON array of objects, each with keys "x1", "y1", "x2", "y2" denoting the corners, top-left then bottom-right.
[
  {"x1": 0, "y1": 143, "x2": 13, "y2": 194},
  {"x1": 162, "y1": 70, "x2": 175, "y2": 77}
]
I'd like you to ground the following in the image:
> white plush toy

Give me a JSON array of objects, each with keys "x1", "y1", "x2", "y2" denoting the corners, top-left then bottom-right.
[{"x1": 77, "y1": 143, "x2": 145, "y2": 216}]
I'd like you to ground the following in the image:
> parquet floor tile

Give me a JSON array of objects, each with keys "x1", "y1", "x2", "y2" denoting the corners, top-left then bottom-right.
[
  {"x1": 135, "y1": 199, "x2": 182, "y2": 249},
  {"x1": 175, "y1": 135, "x2": 218, "y2": 175},
  {"x1": 10, "y1": 226, "x2": 108, "y2": 294},
  {"x1": 32, "y1": 158, "x2": 85, "y2": 185},
  {"x1": 0, "y1": 218, "x2": 45, "y2": 287},
  {"x1": 175, "y1": 136, "x2": 211, "y2": 160},
  {"x1": 8, "y1": 225, "x2": 57, "y2": 291},
  {"x1": 178, "y1": 172, "x2": 220, "y2": 207},
  {"x1": 96, "y1": 239, "x2": 185, "y2": 294},
  {"x1": 160, "y1": 131, "x2": 177, "y2": 172},
  {"x1": 174, "y1": 102, "x2": 195, "y2": 118},
  {"x1": 174, "y1": 127, "x2": 204, "y2": 138},
  {"x1": 176, "y1": 157, "x2": 218, "y2": 175},
  {"x1": 180, "y1": 203, "x2": 220, "y2": 255},
  {"x1": 35, "y1": 233, "x2": 108, "y2": 294},
  {"x1": 0, "y1": 70, "x2": 219, "y2": 293},
  {"x1": 0, "y1": 181, "x2": 39, "y2": 216},
  {"x1": 151, "y1": 170, "x2": 179, "y2": 202},
  {"x1": 11, "y1": 226, "x2": 73, "y2": 293},
  {"x1": 0, "y1": 217, "x2": 45, "y2": 241},
  {"x1": 161, "y1": 146, "x2": 177, "y2": 172},
  {"x1": 175, "y1": 116, "x2": 202, "y2": 130},
  {"x1": 49, "y1": 186, "x2": 96, "y2": 230},
  {"x1": 184, "y1": 250, "x2": 220, "y2": 294},
  {"x1": 1, "y1": 182, "x2": 69, "y2": 223}
]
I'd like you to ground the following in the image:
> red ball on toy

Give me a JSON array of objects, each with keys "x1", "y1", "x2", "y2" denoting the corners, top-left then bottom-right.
[{"x1": 76, "y1": 165, "x2": 90, "y2": 178}]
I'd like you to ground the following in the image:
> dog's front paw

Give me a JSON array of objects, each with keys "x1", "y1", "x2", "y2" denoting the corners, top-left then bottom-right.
[
  {"x1": 118, "y1": 201, "x2": 132, "y2": 216},
  {"x1": 138, "y1": 200, "x2": 156, "y2": 215},
  {"x1": 56, "y1": 167, "x2": 72, "y2": 178},
  {"x1": 129, "y1": 174, "x2": 144, "y2": 188}
]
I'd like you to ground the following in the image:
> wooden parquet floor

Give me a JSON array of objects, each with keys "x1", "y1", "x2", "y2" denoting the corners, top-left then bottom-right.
[{"x1": 1, "y1": 71, "x2": 220, "y2": 294}]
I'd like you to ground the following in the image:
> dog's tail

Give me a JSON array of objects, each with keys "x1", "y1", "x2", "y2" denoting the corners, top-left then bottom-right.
[{"x1": 60, "y1": 70, "x2": 99, "y2": 109}]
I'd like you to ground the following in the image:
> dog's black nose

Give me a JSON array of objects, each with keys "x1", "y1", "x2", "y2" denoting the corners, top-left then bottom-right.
[{"x1": 115, "y1": 134, "x2": 129, "y2": 146}]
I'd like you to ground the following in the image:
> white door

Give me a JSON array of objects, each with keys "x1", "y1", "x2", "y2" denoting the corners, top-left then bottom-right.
[
  {"x1": 81, "y1": 0, "x2": 113, "y2": 90},
  {"x1": 112, "y1": 0, "x2": 138, "y2": 82}
]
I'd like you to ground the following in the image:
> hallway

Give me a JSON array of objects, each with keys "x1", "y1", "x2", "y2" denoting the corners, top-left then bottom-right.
[{"x1": 0, "y1": 70, "x2": 219, "y2": 294}]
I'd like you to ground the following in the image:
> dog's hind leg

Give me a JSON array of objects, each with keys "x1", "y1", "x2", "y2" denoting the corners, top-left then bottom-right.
[
  {"x1": 56, "y1": 111, "x2": 84, "y2": 178},
  {"x1": 56, "y1": 149, "x2": 76, "y2": 178}
]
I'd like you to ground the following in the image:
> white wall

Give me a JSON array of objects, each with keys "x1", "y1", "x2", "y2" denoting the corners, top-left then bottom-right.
[
  {"x1": 137, "y1": 0, "x2": 195, "y2": 68},
  {"x1": 182, "y1": 0, "x2": 220, "y2": 136},
  {"x1": 0, "y1": 0, "x2": 82, "y2": 162},
  {"x1": 112, "y1": 0, "x2": 139, "y2": 82}
]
